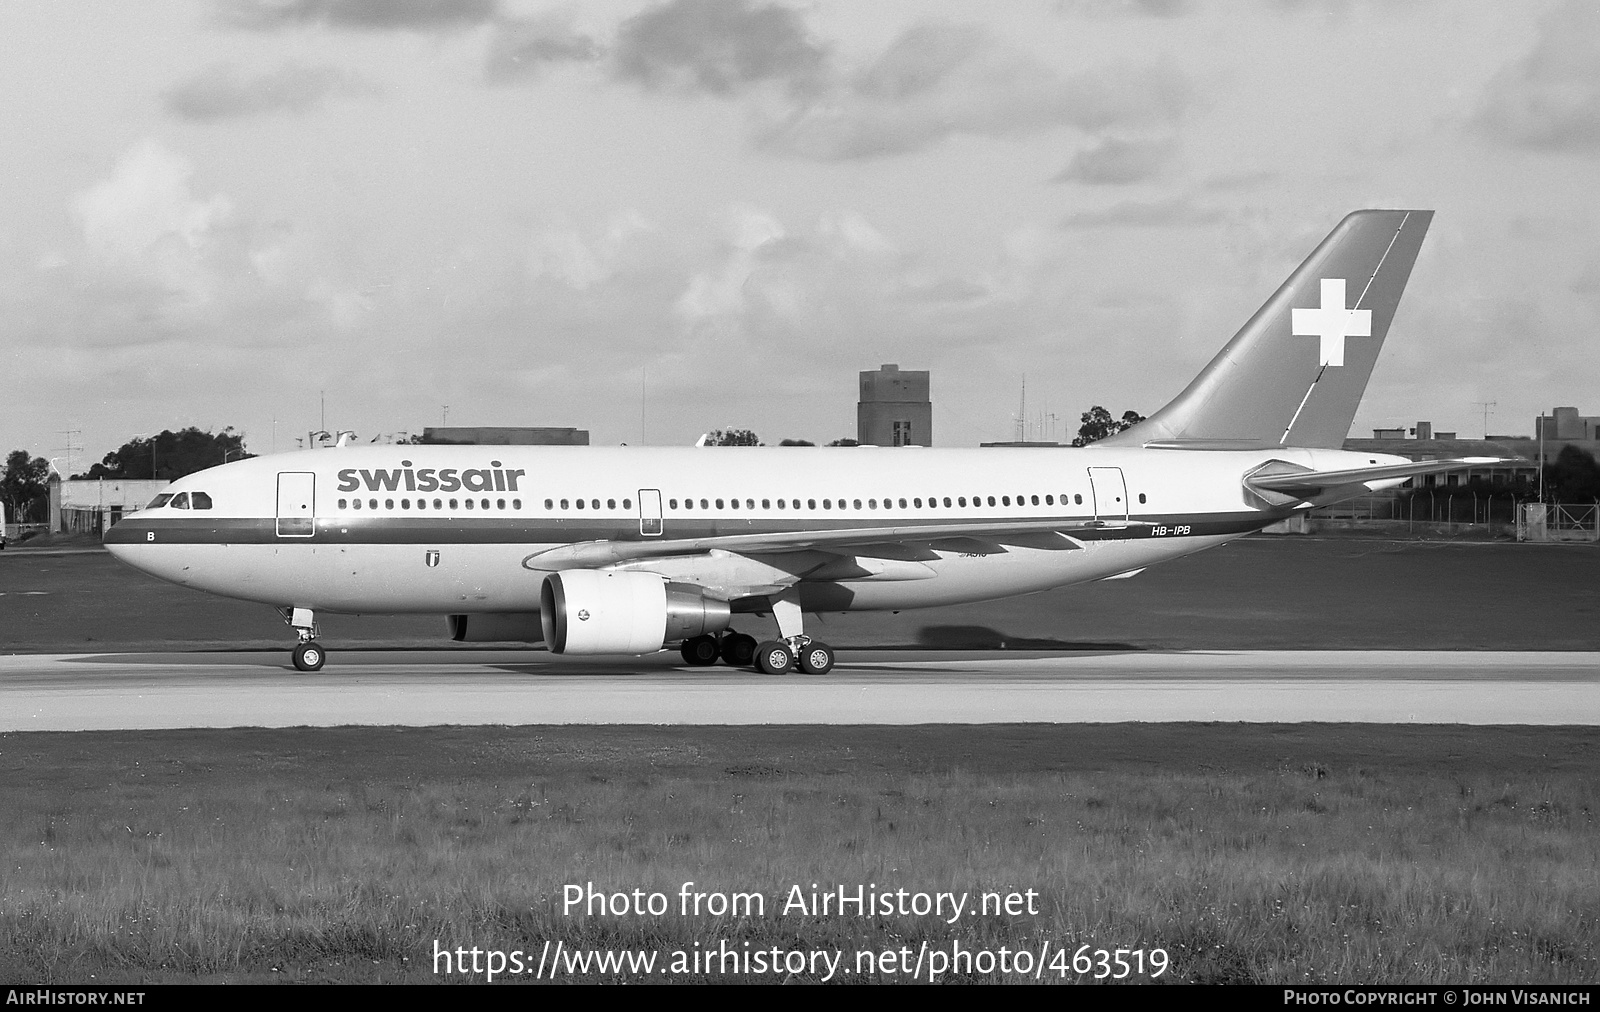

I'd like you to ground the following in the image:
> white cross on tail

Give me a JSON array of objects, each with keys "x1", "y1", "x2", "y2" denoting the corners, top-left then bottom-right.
[{"x1": 1291, "y1": 278, "x2": 1372, "y2": 367}]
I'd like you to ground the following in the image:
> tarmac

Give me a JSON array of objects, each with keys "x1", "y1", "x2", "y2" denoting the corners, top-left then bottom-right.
[{"x1": 2, "y1": 648, "x2": 1596, "y2": 730}]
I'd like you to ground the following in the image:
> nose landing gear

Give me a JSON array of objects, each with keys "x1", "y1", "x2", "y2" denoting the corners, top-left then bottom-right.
[{"x1": 280, "y1": 606, "x2": 326, "y2": 672}]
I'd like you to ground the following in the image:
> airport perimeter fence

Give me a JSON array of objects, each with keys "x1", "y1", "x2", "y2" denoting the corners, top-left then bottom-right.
[
  {"x1": 1310, "y1": 492, "x2": 1529, "y2": 539},
  {"x1": 1516, "y1": 503, "x2": 1600, "y2": 542}
]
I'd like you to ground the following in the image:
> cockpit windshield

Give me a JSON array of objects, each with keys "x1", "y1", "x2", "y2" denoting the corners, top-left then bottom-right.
[{"x1": 147, "y1": 493, "x2": 174, "y2": 509}]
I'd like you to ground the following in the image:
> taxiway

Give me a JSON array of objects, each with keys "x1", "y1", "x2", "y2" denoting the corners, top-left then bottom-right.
[{"x1": 2, "y1": 649, "x2": 1595, "y2": 730}]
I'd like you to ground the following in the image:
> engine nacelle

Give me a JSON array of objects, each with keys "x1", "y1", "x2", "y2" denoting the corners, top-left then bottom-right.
[
  {"x1": 540, "y1": 571, "x2": 731, "y2": 654},
  {"x1": 448, "y1": 613, "x2": 543, "y2": 643}
]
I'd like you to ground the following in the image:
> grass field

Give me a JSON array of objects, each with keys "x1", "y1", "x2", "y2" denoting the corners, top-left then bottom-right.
[{"x1": 2, "y1": 725, "x2": 1596, "y2": 984}]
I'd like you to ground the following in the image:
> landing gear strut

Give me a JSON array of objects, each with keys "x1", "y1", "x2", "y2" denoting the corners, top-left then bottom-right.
[
  {"x1": 759, "y1": 591, "x2": 835, "y2": 675},
  {"x1": 676, "y1": 596, "x2": 835, "y2": 675},
  {"x1": 280, "y1": 606, "x2": 326, "y2": 672}
]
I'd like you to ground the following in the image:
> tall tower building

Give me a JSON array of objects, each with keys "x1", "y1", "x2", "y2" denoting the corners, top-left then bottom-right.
[{"x1": 857, "y1": 364, "x2": 931, "y2": 446}]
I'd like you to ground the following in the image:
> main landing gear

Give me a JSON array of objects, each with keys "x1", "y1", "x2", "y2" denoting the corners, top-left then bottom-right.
[
  {"x1": 678, "y1": 592, "x2": 836, "y2": 676},
  {"x1": 280, "y1": 606, "x2": 326, "y2": 672}
]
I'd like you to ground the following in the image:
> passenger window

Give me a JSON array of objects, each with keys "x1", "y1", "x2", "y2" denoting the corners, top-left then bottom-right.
[
  {"x1": 465, "y1": 499, "x2": 474, "y2": 510},
  {"x1": 1031, "y1": 495, "x2": 1039, "y2": 506},
  {"x1": 943, "y1": 497, "x2": 951, "y2": 507},
  {"x1": 729, "y1": 499, "x2": 738, "y2": 510},
  {"x1": 958, "y1": 497, "x2": 967, "y2": 507},
  {"x1": 352, "y1": 499, "x2": 362, "y2": 510},
  {"x1": 776, "y1": 499, "x2": 785, "y2": 510},
  {"x1": 1074, "y1": 494, "x2": 1083, "y2": 505},
  {"x1": 497, "y1": 499, "x2": 505, "y2": 509},
  {"x1": 402, "y1": 499, "x2": 410, "y2": 510},
  {"x1": 434, "y1": 499, "x2": 443, "y2": 509},
  {"x1": 416, "y1": 499, "x2": 426, "y2": 510},
  {"x1": 575, "y1": 499, "x2": 585, "y2": 510},
  {"x1": 762, "y1": 499, "x2": 771, "y2": 509},
  {"x1": 1002, "y1": 496, "x2": 1011, "y2": 506},
  {"x1": 192, "y1": 492, "x2": 213, "y2": 510},
  {"x1": 669, "y1": 499, "x2": 679, "y2": 509},
  {"x1": 700, "y1": 499, "x2": 708, "y2": 509},
  {"x1": 745, "y1": 499, "x2": 754, "y2": 509},
  {"x1": 369, "y1": 499, "x2": 378, "y2": 510},
  {"x1": 1138, "y1": 493, "x2": 1147, "y2": 504},
  {"x1": 513, "y1": 499, "x2": 522, "y2": 509},
  {"x1": 1046, "y1": 495, "x2": 1054, "y2": 505},
  {"x1": 987, "y1": 496, "x2": 996, "y2": 507},
  {"x1": 623, "y1": 498, "x2": 632, "y2": 509},
  {"x1": 545, "y1": 499, "x2": 554, "y2": 510},
  {"x1": 607, "y1": 499, "x2": 616, "y2": 509},
  {"x1": 914, "y1": 498, "x2": 922, "y2": 508},
  {"x1": 449, "y1": 499, "x2": 458, "y2": 509},
  {"x1": 386, "y1": 499, "x2": 394, "y2": 510},
  {"x1": 823, "y1": 499, "x2": 832, "y2": 510},
  {"x1": 717, "y1": 499, "x2": 726, "y2": 509},
  {"x1": 171, "y1": 492, "x2": 190, "y2": 509},
  {"x1": 807, "y1": 499, "x2": 816, "y2": 509},
  {"x1": 591, "y1": 499, "x2": 599, "y2": 509},
  {"x1": 339, "y1": 499, "x2": 348, "y2": 509},
  {"x1": 898, "y1": 498, "x2": 907, "y2": 508}
]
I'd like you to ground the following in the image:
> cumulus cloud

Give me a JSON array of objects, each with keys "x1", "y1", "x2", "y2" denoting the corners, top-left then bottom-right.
[
  {"x1": 1060, "y1": 197, "x2": 1223, "y2": 229},
  {"x1": 165, "y1": 63, "x2": 364, "y2": 120},
  {"x1": 759, "y1": 22, "x2": 1190, "y2": 161},
  {"x1": 1476, "y1": 1, "x2": 1600, "y2": 152},
  {"x1": 72, "y1": 140, "x2": 236, "y2": 298},
  {"x1": 614, "y1": 0, "x2": 825, "y2": 95},
  {"x1": 485, "y1": 15, "x2": 602, "y2": 83},
  {"x1": 1053, "y1": 135, "x2": 1176, "y2": 184},
  {"x1": 220, "y1": 0, "x2": 498, "y2": 31},
  {"x1": 530, "y1": 210, "x2": 654, "y2": 290}
]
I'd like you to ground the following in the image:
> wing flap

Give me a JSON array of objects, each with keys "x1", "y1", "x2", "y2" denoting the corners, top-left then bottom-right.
[{"x1": 521, "y1": 519, "x2": 1104, "y2": 571}]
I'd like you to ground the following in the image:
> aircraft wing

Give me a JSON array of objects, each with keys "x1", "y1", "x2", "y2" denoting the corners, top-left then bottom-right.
[
  {"x1": 520, "y1": 518, "x2": 1118, "y2": 571},
  {"x1": 1244, "y1": 457, "x2": 1505, "y2": 502}
]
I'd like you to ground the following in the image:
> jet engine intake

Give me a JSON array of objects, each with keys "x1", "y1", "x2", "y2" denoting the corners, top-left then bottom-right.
[{"x1": 541, "y1": 571, "x2": 730, "y2": 654}]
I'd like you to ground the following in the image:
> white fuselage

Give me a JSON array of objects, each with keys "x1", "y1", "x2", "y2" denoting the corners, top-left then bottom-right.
[{"x1": 103, "y1": 443, "x2": 1401, "y2": 618}]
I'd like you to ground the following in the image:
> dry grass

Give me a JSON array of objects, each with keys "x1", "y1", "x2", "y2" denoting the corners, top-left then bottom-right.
[{"x1": 2, "y1": 728, "x2": 1596, "y2": 984}]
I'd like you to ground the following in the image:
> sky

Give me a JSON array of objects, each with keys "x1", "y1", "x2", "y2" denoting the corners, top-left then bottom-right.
[{"x1": 2, "y1": 0, "x2": 1598, "y2": 470}]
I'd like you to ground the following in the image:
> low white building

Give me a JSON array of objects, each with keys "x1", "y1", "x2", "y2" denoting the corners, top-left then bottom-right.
[{"x1": 48, "y1": 475, "x2": 170, "y2": 536}]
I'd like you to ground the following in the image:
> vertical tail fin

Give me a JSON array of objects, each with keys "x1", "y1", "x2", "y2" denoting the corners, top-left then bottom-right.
[{"x1": 1102, "y1": 209, "x2": 1432, "y2": 450}]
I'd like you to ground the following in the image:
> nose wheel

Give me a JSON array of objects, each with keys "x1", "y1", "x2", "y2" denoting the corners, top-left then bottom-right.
[
  {"x1": 292, "y1": 641, "x2": 326, "y2": 672},
  {"x1": 280, "y1": 606, "x2": 327, "y2": 672}
]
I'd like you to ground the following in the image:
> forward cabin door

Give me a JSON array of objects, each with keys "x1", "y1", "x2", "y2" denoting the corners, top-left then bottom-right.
[
  {"x1": 638, "y1": 488, "x2": 663, "y2": 537},
  {"x1": 276, "y1": 472, "x2": 316, "y2": 538},
  {"x1": 1087, "y1": 467, "x2": 1128, "y2": 523}
]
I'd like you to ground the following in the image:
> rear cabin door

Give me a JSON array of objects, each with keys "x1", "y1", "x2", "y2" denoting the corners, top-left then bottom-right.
[
  {"x1": 638, "y1": 488, "x2": 663, "y2": 537},
  {"x1": 1087, "y1": 466, "x2": 1129, "y2": 523},
  {"x1": 276, "y1": 472, "x2": 316, "y2": 538}
]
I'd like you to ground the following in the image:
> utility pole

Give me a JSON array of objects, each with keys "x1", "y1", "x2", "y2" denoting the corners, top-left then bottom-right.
[
  {"x1": 58, "y1": 429, "x2": 81, "y2": 478},
  {"x1": 1473, "y1": 401, "x2": 1497, "y2": 439}
]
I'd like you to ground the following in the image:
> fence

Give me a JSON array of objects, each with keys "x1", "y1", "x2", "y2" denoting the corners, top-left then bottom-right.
[
  {"x1": 1517, "y1": 503, "x2": 1600, "y2": 542},
  {"x1": 1310, "y1": 493, "x2": 1526, "y2": 537}
]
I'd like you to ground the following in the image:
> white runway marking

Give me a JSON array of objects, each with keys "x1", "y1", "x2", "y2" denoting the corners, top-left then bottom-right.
[{"x1": 1, "y1": 650, "x2": 1596, "y2": 730}]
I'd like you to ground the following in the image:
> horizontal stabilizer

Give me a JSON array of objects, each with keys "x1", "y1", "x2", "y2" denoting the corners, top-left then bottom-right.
[{"x1": 1245, "y1": 457, "x2": 1504, "y2": 502}]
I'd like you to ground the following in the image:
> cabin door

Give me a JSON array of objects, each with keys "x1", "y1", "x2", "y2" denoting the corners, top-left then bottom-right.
[
  {"x1": 638, "y1": 488, "x2": 663, "y2": 537},
  {"x1": 276, "y1": 472, "x2": 316, "y2": 538},
  {"x1": 1087, "y1": 467, "x2": 1128, "y2": 522}
]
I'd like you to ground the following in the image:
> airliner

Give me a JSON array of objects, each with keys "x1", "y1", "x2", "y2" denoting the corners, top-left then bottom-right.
[{"x1": 106, "y1": 209, "x2": 1495, "y2": 674}]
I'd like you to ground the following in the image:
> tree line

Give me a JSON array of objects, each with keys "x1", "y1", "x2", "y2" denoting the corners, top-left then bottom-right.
[{"x1": 1, "y1": 429, "x2": 251, "y2": 524}]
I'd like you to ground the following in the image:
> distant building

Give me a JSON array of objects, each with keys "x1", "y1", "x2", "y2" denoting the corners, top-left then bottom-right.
[
  {"x1": 1536, "y1": 407, "x2": 1600, "y2": 442},
  {"x1": 420, "y1": 426, "x2": 589, "y2": 445},
  {"x1": 857, "y1": 364, "x2": 931, "y2": 447},
  {"x1": 48, "y1": 475, "x2": 170, "y2": 536},
  {"x1": 1346, "y1": 419, "x2": 1536, "y2": 489}
]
